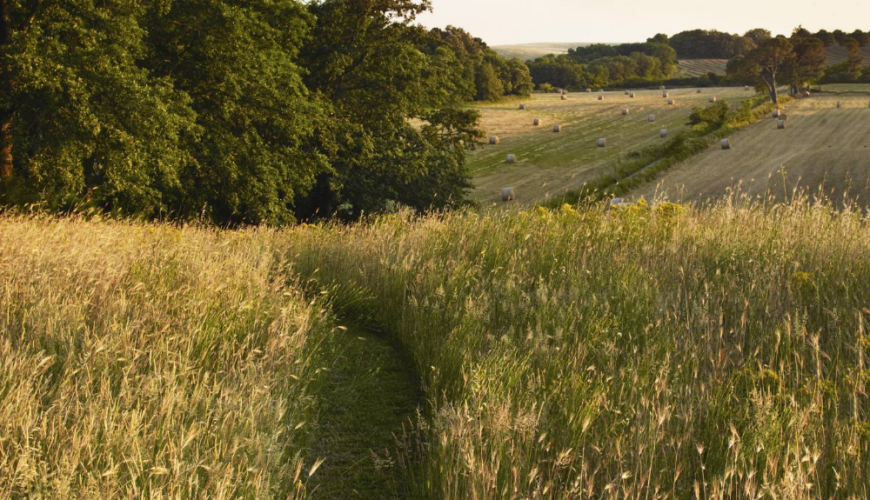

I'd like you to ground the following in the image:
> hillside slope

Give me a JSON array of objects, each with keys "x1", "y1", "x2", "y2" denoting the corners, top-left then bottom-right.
[
  {"x1": 468, "y1": 87, "x2": 752, "y2": 204},
  {"x1": 491, "y1": 42, "x2": 594, "y2": 60},
  {"x1": 631, "y1": 92, "x2": 870, "y2": 205}
]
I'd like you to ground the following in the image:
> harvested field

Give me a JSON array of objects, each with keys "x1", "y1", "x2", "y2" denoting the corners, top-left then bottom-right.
[
  {"x1": 631, "y1": 90, "x2": 870, "y2": 206},
  {"x1": 468, "y1": 87, "x2": 751, "y2": 204}
]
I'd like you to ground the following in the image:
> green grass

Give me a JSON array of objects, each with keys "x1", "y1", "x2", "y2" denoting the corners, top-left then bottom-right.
[
  {"x1": 5, "y1": 197, "x2": 870, "y2": 499},
  {"x1": 306, "y1": 324, "x2": 420, "y2": 500},
  {"x1": 0, "y1": 215, "x2": 421, "y2": 500},
  {"x1": 288, "y1": 200, "x2": 870, "y2": 499}
]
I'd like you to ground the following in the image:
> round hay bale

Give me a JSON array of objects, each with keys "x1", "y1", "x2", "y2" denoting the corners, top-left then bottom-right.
[
  {"x1": 663, "y1": 91, "x2": 669, "y2": 98},
  {"x1": 648, "y1": 114, "x2": 656, "y2": 122},
  {"x1": 597, "y1": 138, "x2": 607, "y2": 148},
  {"x1": 668, "y1": 98, "x2": 675, "y2": 105},
  {"x1": 553, "y1": 125, "x2": 562, "y2": 133},
  {"x1": 561, "y1": 94, "x2": 568, "y2": 101},
  {"x1": 562, "y1": 89, "x2": 568, "y2": 95},
  {"x1": 660, "y1": 85, "x2": 666, "y2": 90},
  {"x1": 533, "y1": 118, "x2": 543, "y2": 126},
  {"x1": 519, "y1": 103, "x2": 526, "y2": 110},
  {"x1": 779, "y1": 114, "x2": 788, "y2": 121},
  {"x1": 586, "y1": 88, "x2": 592, "y2": 93},
  {"x1": 777, "y1": 120, "x2": 786, "y2": 129},
  {"x1": 621, "y1": 108, "x2": 629, "y2": 116},
  {"x1": 772, "y1": 109, "x2": 780, "y2": 118},
  {"x1": 625, "y1": 90, "x2": 630, "y2": 95},
  {"x1": 501, "y1": 187, "x2": 515, "y2": 202},
  {"x1": 744, "y1": 85, "x2": 750, "y2": 91},
  {"x1": 697, "y1": 89, "x2": 702, "y2": 94},
  {"x1": 489, "y1": 136, "x2": 500, "y2": 145},
  {"x1": 506, "y1": 154, "x2": 517, "y2": 163},
  {"x1": 837, "y1": 101, "x2": 842, "y2": 108},
  {"x1": 598, "y1": 94, "x2": 604, "y2": 101},
  {"x1": 660, "y1": 128, "x2": 668, "y2": 138},
  {"x1": 709, "y1": 96, "x2": 718, "y2": 103},
  {"x1": 721, "y1": 139, "x2": 731, "y2": 150},
  {"x1": 630, "y1": 92, "x2": 636, "y2": 98}
]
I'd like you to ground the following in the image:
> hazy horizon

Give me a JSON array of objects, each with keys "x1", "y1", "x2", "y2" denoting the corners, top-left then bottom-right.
[{"x1": 417, "y1": 0, "x2": 870, "y2": 46}]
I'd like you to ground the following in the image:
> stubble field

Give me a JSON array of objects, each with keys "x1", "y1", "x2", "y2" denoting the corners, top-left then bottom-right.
[{"x1": 468, "y1": 87, "x2": 753, "y2": 204}]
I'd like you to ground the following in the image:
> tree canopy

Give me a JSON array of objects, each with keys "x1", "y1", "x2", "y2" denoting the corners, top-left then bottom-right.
[{"x1": 1, "y1": 0, "x2": 525, "y2": 223}]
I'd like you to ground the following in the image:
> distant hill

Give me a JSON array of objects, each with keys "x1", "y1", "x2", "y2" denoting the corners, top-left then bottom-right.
[
  {"x1": 497, "y1": 43, "x2": 870, "y2": 72},
  {"x1": 491, "y1": 42, "x2": 594, "y2": 61},
  {"x1": 825, "y1": 45, "x2": 870, "y2": 65}
]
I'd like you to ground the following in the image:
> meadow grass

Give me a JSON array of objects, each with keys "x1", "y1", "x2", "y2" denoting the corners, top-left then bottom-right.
[
  {"x1": 0, "y1": 215, "x2": 334, "y2": 499},
  {"x1": 288, "y1": 198, "x2": 870, "y2": 499}
]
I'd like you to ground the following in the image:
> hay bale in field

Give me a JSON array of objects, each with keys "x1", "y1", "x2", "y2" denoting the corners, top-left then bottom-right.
[
  {"x1": 598, "y1": 95, "x2": 604, "y2": 101},
  {"x1": 660, "y1": 128, "x2": 668, "y2": 138},
  {"x1": 663, "y1": 91, "x2": 669, "y2": 98},
  {"x1": 553, "y1": 125, "x2": 562, "y2": 133},
  {"x1": 489, "y1": 136, "x2": 500, "y2": 145},
  {"x1": 709, "y1": 96, "x2": 718, "y2": 103},
  {"x1": 597, "y1": 138, "x2": 607, "y2": 148},
  {"x1": 697, "y1": 89, "x2": 702, "y2": 94},
  {"x1": 660, "y1": 85, "x2": 666, "y2": 90},
  {"x1": 721, "y1": 139, "x2": 731, "y2": 150},
  {"x1": 837, "y1": 101, "x2": 842, "y2": 108},
  {"x1": 668, "y1": 98, "x2": 675, "y2": 105},
  {"x1": 625, "y1": 90, "x2": 630, "y2": 95},
  {"x1": 779, "y1": 114, "x2": 788, "y2": 121},
  {"x1": 744, "y1": 85, "x2": 750, "y2": 91},
  {"x1": 622, "y1": 108, "x2": 629, "y2": 115},
  {"x1": 506, "y1": 154, "x2": 517, "y2": 163},
  {"x1": 586, "y1": 88, "x2": 592, "y2": 93},
  {"x1": 502, "y1": 187, "x2": 515, "y2": 201},
  {"x1": 519, "y1": 103, "x2": 526, "y2": 110},
  {"x1": 648, "y1": 114, "x2": 656, "y2": 122},
  {"x1": 533, "y1": 118, "x2": 543, "y2": 126},
  {"x1": 772, "y1": 109, "x2": 780, "y2": 118},
  {"x1": 561, "y1": 94, "x2": 568, "y2": 100},
  {"x1": 630, "y1": 92, "x2": 636, "y2": 98},
  {"x1": 562, "y1": 89, "x2": 568, "y2": 95},
  {"x1": 777, "y1": 120, "x2": 786, "y2": 129}
]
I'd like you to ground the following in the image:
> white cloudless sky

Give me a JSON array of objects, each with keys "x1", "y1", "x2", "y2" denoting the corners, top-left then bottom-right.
[{"x1": 416, "y1": 0, "x2": 870, "y2": 46}]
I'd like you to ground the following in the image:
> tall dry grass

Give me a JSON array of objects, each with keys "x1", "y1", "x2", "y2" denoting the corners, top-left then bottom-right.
[
  {"x1": 0, "y1": 215, "x2": 330, "y2": 499},
  {"x1": 288, "y1": 198, "x2": 870, "y2": 499}
]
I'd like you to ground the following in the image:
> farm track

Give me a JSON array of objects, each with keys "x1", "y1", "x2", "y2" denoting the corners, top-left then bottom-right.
[{"x1": 306, "y1": 325, "x2": 421, "y2": 500}]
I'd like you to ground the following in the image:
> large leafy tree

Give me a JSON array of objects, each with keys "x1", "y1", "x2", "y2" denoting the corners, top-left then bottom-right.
[
  {"x1": 297, "y1": 0, "x2": 480, "y2": 219},
  {"x1": 728, "y1": 37, "x2": 794, "y2": 105},
  {"x1": 786, "y1": 36, "x2": 827, "y2": 94},
  {"x1": 145, "y1": 0, "x2": 326, "y2": 224},
  {"x1": 0, "y1": 0, "x2": 197, "y2": 214}
]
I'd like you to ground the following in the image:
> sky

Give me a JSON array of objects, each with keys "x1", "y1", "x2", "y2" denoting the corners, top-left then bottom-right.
[{"x1": 416, "y1": 0, "x2": 870, "y2": 46}]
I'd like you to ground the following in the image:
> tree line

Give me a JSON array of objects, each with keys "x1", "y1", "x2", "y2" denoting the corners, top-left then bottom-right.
[
  {"x1": 528, "y1": 41, "x2": 679, "y2": 90},
  {"x1": 527, "y1": 27, "x2": 869, "y2": 91},
  {"x1": 0, "y1": 0, "x2": 532, "y2": 224}
]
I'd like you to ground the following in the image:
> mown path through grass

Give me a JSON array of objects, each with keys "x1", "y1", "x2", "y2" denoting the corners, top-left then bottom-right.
[{"x1": 306, "y1": 325, "x2": 421, "y2": 500}]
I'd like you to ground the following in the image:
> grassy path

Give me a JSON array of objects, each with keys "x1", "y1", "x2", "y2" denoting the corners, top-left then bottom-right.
[{"x1": 306, "y1": 325, "x2": 421, "y2": 500}]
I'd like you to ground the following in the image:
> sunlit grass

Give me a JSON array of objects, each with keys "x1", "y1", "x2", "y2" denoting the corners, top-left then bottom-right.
[
  {"x1": 0, "y1": 215, "x2": 331, "y2": 499},
  {"x1": 288, "y1": 197, "x2": 870, "y2": 499}
]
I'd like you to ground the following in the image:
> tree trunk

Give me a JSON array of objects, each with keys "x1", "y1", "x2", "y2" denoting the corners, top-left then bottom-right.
[
  {"x1": 765, "y1": 73, "x2": 779, "y2": 106},
  {"x1": 0, "y1": 116, "x2": 11, "y2": 179},
  {"x1": 0, "y1": 0, "x2": 12, "y2": 179}
]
